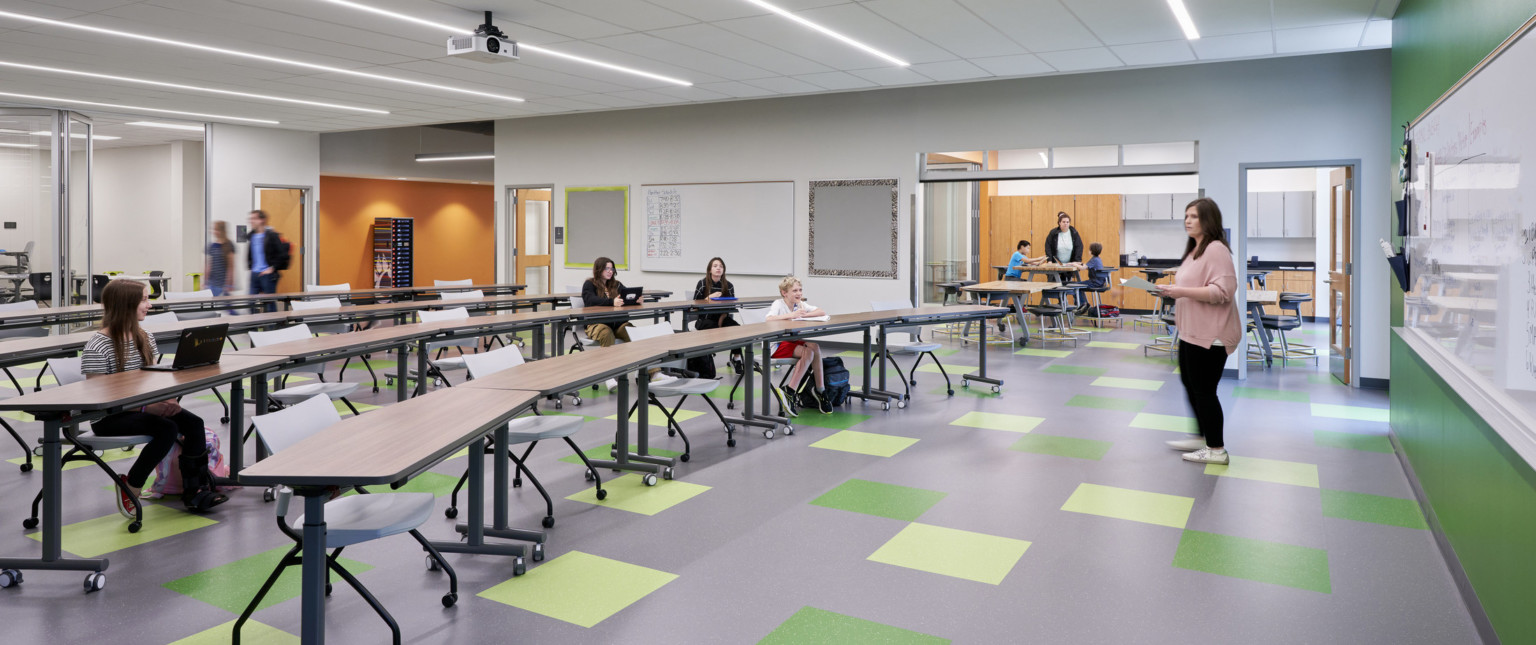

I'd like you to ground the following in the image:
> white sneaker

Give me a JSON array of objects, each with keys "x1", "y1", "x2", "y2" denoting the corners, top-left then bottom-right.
[
  {"x1": 605, "y1": 378, "x2": 618, "y2": 390},
  {"x1": 1165, "y1": 439, "x2": 1206, "y2": 452},
  {"x1": 1182, "y1": 447, "x2": 1230, "y2": 464}
]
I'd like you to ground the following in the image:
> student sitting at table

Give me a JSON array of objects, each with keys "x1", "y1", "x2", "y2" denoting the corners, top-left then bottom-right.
[
  {"x1": 84, "y1": 279, "x2": 226, "y2": 518},
  {"x1": 581, "y1": 256, "x2": 632, "y2": 347},
  {"x1": 1004, "y1": 240, "x2": 1046, "y2": 281},
  {"x1": 765, "y1": 276, "x2": 833, "y2": 415},
  {"x1": 1069, "y1": 242, "x2": 1108, "y2": 315},
  {"x1": 693, "y1": 257, "x2": 743, "y2": 372}
]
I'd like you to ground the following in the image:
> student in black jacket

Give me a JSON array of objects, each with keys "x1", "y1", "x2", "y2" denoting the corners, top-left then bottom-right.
[
  {"x1": 581, "y1": 256, "x2": 631, "y2": 347},
  {"x1": 692, "y1": 257, "x2": 742, "y2": 373},
  {"x1": 245, "y1": 209, "x2": 289, "y2": 313}
]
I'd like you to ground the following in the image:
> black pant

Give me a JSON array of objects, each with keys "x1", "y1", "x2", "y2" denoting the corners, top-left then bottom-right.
[
  {"x1": 92, "y1": 409, "x2": 206, "y2": 487},
  {"x1": 693, "y1": 314, "x2": 739, "y2": 332},
  {"x1": 1177, "y1": 341, "x2": 1228, "y2": 448}
]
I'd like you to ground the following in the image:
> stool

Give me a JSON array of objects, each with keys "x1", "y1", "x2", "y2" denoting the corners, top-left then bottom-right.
[
  {"x1": 1027, "y1": 302, "x2": 1076, "y2": 346},
  {"x1": 1261, "y1": 313, "x2": 1316, "y2": 365}
]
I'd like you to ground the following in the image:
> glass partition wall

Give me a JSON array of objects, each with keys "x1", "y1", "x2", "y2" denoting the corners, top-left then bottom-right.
[{"x1": 0, "y1": 108, "x2": 91, "y2": 307}]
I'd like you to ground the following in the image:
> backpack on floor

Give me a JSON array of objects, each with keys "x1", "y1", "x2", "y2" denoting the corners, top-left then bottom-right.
[
  {"x1": 1095, "y1": 305, "x2": 1120, "y2": 318},
  {"x1": 685, "y1": 354, "x2": 717, "y2": 380},
  {"x1": 798, "y1": 357, "x2": 851, "y2": 408},
  {"x1": 148, "y1": 428, "x2": 234, "y2": 500}
]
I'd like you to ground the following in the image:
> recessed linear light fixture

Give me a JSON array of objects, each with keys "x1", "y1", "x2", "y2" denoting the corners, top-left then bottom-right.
[
  {"x1": 741, "y1": 0, "x2": 909, "y2": 67},
  {"x1": 0, "y1": 9, "x2": 523, "y2": 102},
  {"x1": 28, "y1": 131, "x2": 122, "y2": 141},
  {"x1": 415, "y1": 152, "x2": 494, "y2": 162},
  {"x1": 0, "y1": 61, "x2": 389, "y2": 114},
  {"x1": 0, "y1": 142, "x2": 38, "y2": 148},
  {"x1": 127, "y1": 121, "x2": 205, "y2": 132},
  {"x1": 319, "y1": 0, "x2": 693, "y2": 87},
  {"x1": 1166, "y1": 0, "x2": 1200, "y2": 40},
  {"x1": 0, "y1": 91, "x2": 276, "y2": 125}
]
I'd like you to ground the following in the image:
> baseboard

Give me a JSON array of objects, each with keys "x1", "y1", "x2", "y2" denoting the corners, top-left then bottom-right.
[
  {"x1": 1360, "y1": 376, "x2": 1389, "y2": 390},
  {"x1": 1222, "y1": 368, "x2": 1238, "y2": 378},
  {"x1": 1388, "y1": 431, "x2": 1501, "y2": 644}
]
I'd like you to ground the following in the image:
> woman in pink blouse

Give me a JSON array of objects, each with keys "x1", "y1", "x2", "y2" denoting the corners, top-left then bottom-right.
[{"x1": 1157, "y1": 198, "x2": 1242, "y2": 465}]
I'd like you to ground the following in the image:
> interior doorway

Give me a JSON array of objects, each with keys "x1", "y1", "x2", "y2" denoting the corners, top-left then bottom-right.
[
  {"x1": 253, "y1": 186, "x2": 307, "y2": 294},
  {"x1": 506, "y1": 185, "x2": 553, "y2": 295}
]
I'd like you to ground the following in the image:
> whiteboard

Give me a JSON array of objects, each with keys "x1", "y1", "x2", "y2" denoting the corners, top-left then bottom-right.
[
  {"x1": 639, "y1": 181, "x2": 793, "y2": 275},
  {"x1": 1405, "y1": 15, "x2": 1536, "y2": 415}
]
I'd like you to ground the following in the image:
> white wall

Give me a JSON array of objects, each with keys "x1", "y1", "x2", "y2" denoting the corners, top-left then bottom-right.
[
  {"x1": 0, "y1": 145, "x2": 50, "y2": 272},
  {"x1": 208, "y1": 124, "x2": 318, "y2": 291},
  {"x1": 493, "y1": 50, "x2": 1392, "y2": 379},
  {"x1": 321, "y1": 126, "x2": 492, "y2": 183},
  {"x1": 89, "y1": 142, "x2": 204, "y2": 291}
]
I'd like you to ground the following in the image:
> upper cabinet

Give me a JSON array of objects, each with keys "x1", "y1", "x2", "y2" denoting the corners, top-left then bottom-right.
[
  {"x1": 1122, "y1": 193, "x2": 1148, "y2": 220},
  {"x1": 1282, "y1": 191, "x2": 1315, "y2": 237},
  {"x1": 1248, "y1": 191, "x2": 1315, "y2": 238},
  {"x1": 1123, "y1": 193, "x2": 1181, "y2": 220}
]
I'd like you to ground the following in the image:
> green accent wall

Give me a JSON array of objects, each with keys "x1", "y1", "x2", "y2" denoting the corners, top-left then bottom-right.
[{"x1": 1390, "y1": 2, "x2": 1536, "y2": 642}]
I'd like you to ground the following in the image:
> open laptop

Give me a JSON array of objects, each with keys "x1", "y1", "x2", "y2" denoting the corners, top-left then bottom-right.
[
  {"x1": 618, "y1": 286, "x2": 644, "y2": 306},
  {"x1": 141, "y1": 323, "x2": 229, "y2": 371}
]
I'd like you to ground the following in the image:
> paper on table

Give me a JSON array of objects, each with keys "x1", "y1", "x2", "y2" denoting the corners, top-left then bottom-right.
[
  {"x1": 1120, "y1": 276, "x2": 1162, "y2": 292},
  {"x1": 797, "y1": 315, "x2": 831, "y2": 322}
]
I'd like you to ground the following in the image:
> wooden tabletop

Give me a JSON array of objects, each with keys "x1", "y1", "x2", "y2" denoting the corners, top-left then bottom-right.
[
  {"x1": 1248, "y1": 290, "x2": 1279, "y2": 305},
  {"x1": 0, "y1": 354, "x2": 288, "y2": 412},
  {"x1": 238, "y1": 387, "x2": 541, "y2": 487},
  {"x1": 462, "y1": 342, "x2": 666, "y2": 394},
  {"x1": 962, "y1": 281, "x2": 1057, "y2": 293},
  {"x1": 238, "y1": 322, "x2": 433, "y2": 359}
]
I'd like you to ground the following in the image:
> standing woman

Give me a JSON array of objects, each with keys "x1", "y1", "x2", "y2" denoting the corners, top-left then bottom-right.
[
  {"x1": 1159, "y1": 198, "x2": 1241, "y2": 464},
  {"x1": 206, "y1": 221, "x2": 235, "y2": 296},
  {"x1": 693, "y1": 257, "x2": 742, "y2": 370},
  {"x1": 1043, "y1": 212, "x2": 1084, "y2": 265},
  {"x1": 84, "y1": 280, "x2": 224, "y2": 518},
  {"x1": 581, "y1": 256, "x2": 632, "y2": 347}
]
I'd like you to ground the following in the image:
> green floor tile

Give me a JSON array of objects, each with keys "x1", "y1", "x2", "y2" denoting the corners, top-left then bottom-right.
[
  {"x1": 1121, "y1": 354, "x2": 1175, "y2": 366},
  {"x1": 1307, "y1": 373, "x2": 1346, "y2": 386},
  {"x1": 949, "y1": 411, "x2": 1042, "y2": 433},
  {"x1": 809, "y1": 430, "x2": 918, "y2": 458},
  {"x1": 604, "y1": 405, "x2": 704, "y2": 427},
  {"x1": 170, "y1": 620, "x2": 297, "y2": 645},
  {"x1": 347, "y1": 359, "x2": 398, "y2": 370},
  {"x1": 336, "y1": 400, "x2": 380, "y2": 414},
  {"x1": 810, "y1": 479, "x2": 947, "y2": 522},
  {"x1": 1310, "y1": 403, "x2": 1389, "y2": 422},
  {"x1": 1015, "y1": 348, "x2": 1073, "y2": 358},
  {"x1": 1091, "y1": 376, "x2": 1164, "y2": 391},
  {"x1": 1066, "y1": 394, "x2": 1145, "y2": 413},
  {"x1": 8, "y1": 444, "x2": 140, "y2": 471},
  {"x1": 1320, "y1": 489, "x2": 1427, "y2": 529},
  {"x1": 760, "y1": 607, "x2": 949, "y2": 645},
  {"x1": 1009, "y1": 433, "x2": 1112, "y2": 460},
  {"x1": 1061, "y1": 483, "x2": 1193, "y2": 528},
  {"x1": 559, "y1": 442, "x2": 682, "y2": 466},
  {"x1": 867, "y1": 522, "x2": 1030, "y2": 585},
  {"x1": 935, "y1": 385, "x2": 1000, "y2": 399},
  {"x1": 1129, "y1": 412, "x2": 1197, "y2": 434},
  {"x1": 566, "y1": 473, "x2": 710, "y2": 516},
  {"x1": 915, "y1": 363, "x2": 975, "y2": 375},
  {"x1": 1205, "y1": 455, "x2": 1320, "y2": 488},
  {"x1": 33, "y1": 504, "x2": 218, "y2": 558},
  {"x1": 163, "y1": 546, "x2": 373, "y2": 613},
  {"x1": 792, "y1": 410, "x2": 872, "y2": 430},
  {"x1": 354, "y1": 471, "x2": 460, "y2": 496},
  {"x1": 1233, "y1": 386, "x2": 1309, "y2": 403},
  {"x1": 1086, "y1": 341, "x2": 1140, "y2": 349},
  {"x1": 0, "y1": 410, "x2": 35, "y2": 422},
  {"x1": 1173, "y1": 530, "x2": 1331, "y2": 593},
  {"x1": 1313, "y1": 430, "x2": 1393, "y2": 454},
  {"x1": 1042, "y1": 365, "x2": 1106, "y2": 376},
  {"x1": 478, "y1": 551, "x2": 677, "y2": 628}
]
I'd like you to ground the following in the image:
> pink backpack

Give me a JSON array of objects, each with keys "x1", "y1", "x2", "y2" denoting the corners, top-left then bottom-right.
[{"x1": 146, "y1": 428, "x2": 236, "y2": 497}]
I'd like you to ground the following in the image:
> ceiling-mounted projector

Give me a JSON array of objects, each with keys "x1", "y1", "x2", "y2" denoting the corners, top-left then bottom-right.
[{"x1": 447, "y1": 11, "x2": 518, "y2": 63}]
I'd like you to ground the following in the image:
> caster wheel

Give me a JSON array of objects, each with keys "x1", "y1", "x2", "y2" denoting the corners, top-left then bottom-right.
[
  {"x1": 220, "y1": 417, "x2": 230, "y2": 424},
  {"x1": 84, "y1": 572, "x2": 105, "y2": 593},
  {"x1": 532, "y1": 543, "x2": 545, "y2": 561},
  {"x1": 584, "y1": 469, "x2": 595, "y2": 482},
  {"x1": 783, "y1": 426, "x2": 794, "y2": 436},
  {"x1": 426, "y1": 555, "x2": 440, "y2": 571},
  {"x1": 572, "y1": 397, "x2": 583, "y2": 406},
  {"x1": 763, "y1": 429, "x2": 774, "y2": 440},
  {"x1": 680, "y1": 453, "x2": 690, "y2": 463},
  {"x1": 513, "y1": 557, "x2": 526, "y2": 576},
  {"x1": 32, "y1": 446, "x2": 42, "y2": 456},
  {"x1": 442, "y1": 593, "x2": 457, "y2": 608},
  {"x1": 127, "y1": 521, "x2": 141, "y2": 534},
  {"x1": 122, "y1": 446, "x2": 134, "y2": 453},
  {"x1": 962, "y1": 383, "x2": 970, "y2": 389},
  {"x1": 947, "y1": 389, "x2": 955, "y2": 396},
  {"x1": 444, "y1": 507, "x2": 459, "y2": 519},
  {"x1": 897, "y1": 400, "x2": 907, "y2": 409},
  {"x1": 882, "y1": 402, "x2": 890, "y2": 411},
  {"x1": 667, "y1": 429, "x2": 676, "y2": 437},
  {"x1": 325, "y1": 583, "x2": 333, "y2": 595},
  {"x1": 512, "y1": 478, "x2": 522, "y2": 488},
  {"x1": 727, "y1": 438, "x2": 737, "y2": 447},
  {"x1": 542, "y1": 516, "x2": 555, "y2": 528},
  {"x1": 262, "y1": 488, "x2": 275, "y2": 503},
  {"x1": 992, "y1": 386, "x2": 1001, "y2": 393},
  {"x1": 910, "y1": 379, "x2": 918, "y2": 387},
  {"x1": 727, "y1": 402, "x2": 735, "y2": 410},
  {"x1": 643, "y1": 473, "x2": 658, "y2": 486},
  {"x1": 554, "y1": 400, "x2": 564, "y2": 410},
  {"x1": 662, "y1": 467, "x2": 674, "y2": 480},
  {"x1": 373, "y1": 387, "x2": 380, "y2": 394},
  {"x1": 0, "y1": 569, "x2": 19, "y2": 588},
  {"x1": 596, "y1": 488, "x2": 607, "y2": 501},
  {"x1": 19, "y1": 462, "x2": 32, "y2": 473},
  {"x1": 22, "y1": 517, "x2": 39, "y2": 530}
]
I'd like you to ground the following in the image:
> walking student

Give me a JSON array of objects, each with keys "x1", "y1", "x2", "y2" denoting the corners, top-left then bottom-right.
[{"x1": 246, "y1": 209, "x2": 289, "y2": 313}]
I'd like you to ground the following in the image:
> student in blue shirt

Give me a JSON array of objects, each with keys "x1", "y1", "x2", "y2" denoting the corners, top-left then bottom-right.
[
  {"x1": 1003, "y1": 240, "x2": 1045, "y2": 281},
  {"x1": 1070, "y1": 242, "x2": 1108, "y2": 315},
  {"x1": 246, "y1": 210, "x2": 289, "y2": 312}
]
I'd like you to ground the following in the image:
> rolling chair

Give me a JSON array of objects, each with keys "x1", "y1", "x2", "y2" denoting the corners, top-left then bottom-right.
[
  {"x1": 245, "y1": 324, "x2": 364, "y2": 417},
  {"x1": 388, "y1": 307, "x2": 479, "y2": 392},
  {"x1": 725, "y1": 307, "x2": 799, "y2": 417},
  {"x1": 290, "y1": 297, "x2": 381, "y2": 391},
  {"x1": 870, "y1": 299, "x2": 953, "y2": 399},
  {"x1": 625, "y1": 322, "x2": 749, "y2": 449},
  {"x1": 562, "y1": 289, "x2": 601, "y2": 353},
  {"x1": 0, "y1": 301, "x2": 45, "y2": 470},
  {"x1": 26, "y1": 272, "x2": 52, "y2": 306}
]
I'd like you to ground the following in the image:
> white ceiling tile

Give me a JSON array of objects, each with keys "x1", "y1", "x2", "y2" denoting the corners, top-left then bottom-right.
[
  {"x1": 606, "y1": 88, "x2": 682, "y2": 104},
  {"x1": 846, "y1": 66, "x2": 933, "y2": 87},
  {"x1": 812, "y1": 1, "x2": 1008, "y2": 61},
  {"x1": 1274, "y1": 22, "x2": 1367, "y2": 54},
  {"x1": 26, "y1": 0, "x2": 138, "y2": 11},
  {"x1": 435, "y1": 0, "x2": 632, "y2": 40},
  {"x1": 646, "y1": 84, "x2": 733, "y2": 102},
  {"x1": 908, "y1": 59, "x2": 992, "y2": 82},
  {"x1": 563, "y1": 93, "x2": 650, "y2": 108},
  {"x1": 957, "y1": 0, "x2": 1100, "y2": 52},
  {"x1": 1036, "y1": 47, "x2": 1124, "y2": 72},
  {"x1": 968, "y1": 53, "x2": 1055, "y2": 76},
  {"x1": 583, "y1": 33, "x2": 774, "y2": 81},
  {"x1": 715, "y1": 14, "x2": 898, "y2": 71},
  {"x1": 743, "y1": 76, "x2": 827, "y2": 94},
  {"x1": 649, "y1": 23, "x2": 833, "y2": 76},
  {"x1": 1062, "y1": 0, "x2": 1186, "y2": 45},
  {"x1": 1272, "y1": 0, "x2": 1378, "y2": 29},
  {"x1": 1110, "y1": 40, "x2": 1197, "y2": 66},
  {"x1": 1181, "y1": 0, "x2": 1274, "y2": 37},
  {"x1": 694, "y1": 81, "x2": 778, "y2": 98},
  {"x1": 1189, "y1": 31, "x2": 1274, "y2": 60},
  {"x1": 792, "y1": 71, "x2": 878, "y2": 90},
  {"x1": 642, "y1": 0, "x2": 764, "y2": 22},
  {"x1": 556, "y1": 0, "x2": 698, "y2": 32},
  {"x1": 1361, "y1": 19, "x2": 1392, "y2": 48},
  {"x1": 95, "y1": 3, "x2": 419, "y2": 67}
]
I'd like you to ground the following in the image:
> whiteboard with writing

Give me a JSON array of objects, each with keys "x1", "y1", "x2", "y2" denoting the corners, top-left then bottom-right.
[
  {"x1": 1406, "y1": 17, "x2": 1536, "y2": 408},
  {"x1": 639, "y1": 181, "x2": 794, "y2": 275}
]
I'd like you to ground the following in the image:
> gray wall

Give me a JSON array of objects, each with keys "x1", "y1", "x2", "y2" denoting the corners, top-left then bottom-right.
[{"x1": 494, "y1": 50, "x2": 1391, "y2": 379}]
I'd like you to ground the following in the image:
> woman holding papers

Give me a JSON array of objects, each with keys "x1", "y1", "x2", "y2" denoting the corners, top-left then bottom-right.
[
  {"x1": 766, "y1": 276, "x2": 832, "y2": 415},
  {"x1": 1156, "y1": 198, "x2": 1241, "y2": 465}
]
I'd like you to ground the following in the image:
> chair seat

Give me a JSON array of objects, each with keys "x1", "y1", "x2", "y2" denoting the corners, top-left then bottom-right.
[
  {"x1": 506, "y1": 414, "x2": 585, "y2": 443},
  {"x1": 1028, "y1": 306, "x2": 1064, "y2": 315},
  {"x1": 429, "y1": 356, "x2": 468, "y2": 371},
  {"x1": 890, "y1": 342, "x2": 942, "y2": 353},
  {"x1": 273, "y1": 381, "x2": 360, "y2": 403},
  {"x1": 72, "y1": 431, "x2": 152, "y2": 450},
  {"x1": 291, "y1": 492, "x2": 434, "y2": 548},
  {"x1": 649, "y1": 377, "x2": 721, "y2": 397}
]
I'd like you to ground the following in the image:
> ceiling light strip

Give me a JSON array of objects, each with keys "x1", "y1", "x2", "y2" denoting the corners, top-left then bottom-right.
[
  {"x1": 0, "y1": 61, "x2": 389, "y2": 114},
  {"x1": 0, "y1": 143, "x2": 38, "y2": 148},
  {"x1": 0, "y1": 91, "x2": 278, "y2": 124},
  {"x1": 126, "y1": 121, "x2": 206, "y2": 132},
  {"x1": 0, "y1": 9, "x2": 523, "y2": 102},
  {"x1": 28, "y1": 132, "x2": 121, "y2": 140},
  {"x1": 415, "y1": 153, "x2": 494, "y2": 162},
  {"x1": 1165, "y1": 0, "x2": 1201, "y2": 40},
  {"x1": 740, "y1": 0, "x2": 909, "y2": 67},
  {"x1": 320, "y1": 0, "x2": 693, "y2": 86}
]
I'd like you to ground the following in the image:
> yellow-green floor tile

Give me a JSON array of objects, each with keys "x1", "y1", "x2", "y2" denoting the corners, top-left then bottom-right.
[
  {"x1": 1173, "y1": 530, "x2": 1330, "y2": 593},
  {"x1": 34, "y1": 504, "x2": 218, "y2": 558},
  {"x1": 867, "y1": 522, "x2": 1030, "y2": 585},
  {"x1": 1320, "y1": 489, "x2": 1427, "y2": 529},
  {"x1": 1008, "y1": 433, "x2": 1112, "y2": 460},
  {"x1": 1129, "y1": 412, "x2": 1197, "y2": 434},
  {"x1": 477, "y1": 551, "x2": 676, "y2": 628},
  {"x1": 810, "y1": 479, "x2": 947, "y2": 522},
  {"x1": 1091, "y1": 376, "x2": 1164, "y2": 391},
  {"x1": 915, "y1": 363, "x2": 975, "y2": 375},
  {"x1": 1310, "y1": 403, "x2": 1389, "y2": 422},
  {"x1": 949, "y1": 411, "x2": 1042, "y2": 433},
  {"x1": 566, "y1": 473, "x2": 710, "y2": 516},
  {"x1": 170, "y1": 620, "x2": 297, "y2": 645},
  {"x1": 1015, "y1": 348, "x2": 1072, "y2": 358},
  {"x1": 0, "y1": 410, "x2": 35, "y2": 422},
  {"x1": 8, "y1": 445, "x2": 140, "y2": 471},
  {"x1": 760, "y1": 607, "x2": 949, "y2": 645},
  {"x1": 163, "y1": 545, "x2": 372, "y2": 613},
  {"x1": 1066, "y1": 395, "x2": 1145, "y2": 413},
  {"x1": 1061, "y1": 483, "x2": 1193, "y2": 528},
  {"x1": 1042, "y1": 365, "x2": 1106, "y2": 376},
  {"x1": 809, "y1": 430, "x2": 918, "y2": 458},
  {"x1": 604, "y1": 405, "x2": 704, "y2": 427},
  {"x1": 1205, "y1": 455, "x2": 1320, "y2": 488},
  {"x1": 559, "y1": 442, "x2": 681, "y2": 466},
  {"x1": 1086, "y1": 341, "x2": 1140, "y2": 349},
  {"x1": 1313, "y1": 430, "x2": 1393, "y2": 454}
]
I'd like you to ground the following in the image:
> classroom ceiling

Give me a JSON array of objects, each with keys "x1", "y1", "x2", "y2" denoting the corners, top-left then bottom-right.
[{"x1": 0, "y1": 0, "x2": 1397, "y2": 146}]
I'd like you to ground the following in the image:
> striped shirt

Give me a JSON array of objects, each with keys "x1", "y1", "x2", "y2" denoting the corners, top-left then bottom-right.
[
  {"x1": 207, "y1": 241, "x2": 228, "y2": 286},
  {"x1": 81, "y1": 331, "x2": 159, "y2": 375}
]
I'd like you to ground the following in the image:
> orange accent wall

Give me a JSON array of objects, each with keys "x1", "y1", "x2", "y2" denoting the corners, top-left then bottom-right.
[{"x1": 318, "y1": 176, "x2": 495, "y2": 288}]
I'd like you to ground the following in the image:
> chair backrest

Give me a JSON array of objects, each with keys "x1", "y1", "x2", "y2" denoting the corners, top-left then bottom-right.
[
  {"x1": 47, "y1": 357, "x2": 85, "y2": 386},
  {"x1": 248, "y1": 323, "x2": 314, "y2": 347},
  {"x1": 435, "y1": 279, "x2": 473, "y2": 287},
  {"x1": 568, "y1": 295, "x2": 586, "y2": 309},
  {"x1": 461, "y1": 345, "x2": 526, "y2": 379},
  {"x1": 143, "y1": 312, "x2": 178, "y2": 325},
  {"x1": 440, "y1": 290, "x2": 483, "y2": 301},
  {"x1": 738, "y1": 307, "x2": 768, "y2": 325},
  {"x1": 305, "y1": 283, "x2": 350, "y2": 292},
  {"x1": 165, "y1": 289, "x2": 213, "y2": 300},
  {"x1": 290, "y1": 298, "x2": 341, "y2": 311},
  {"x1": 251, "y1": 394, "x2": 340, "y2": 454},
  {"x1": 624, "y1": 322, "x2": 674, "y2": 342},
  {"x1": 90, "y1": 274, "x2": 110, "y2": 300},
  {"x1": 418, "y1": 307, "x2": 469, "y2": 323}
]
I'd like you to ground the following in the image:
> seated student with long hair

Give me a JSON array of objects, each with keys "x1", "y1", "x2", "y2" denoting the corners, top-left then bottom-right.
[
  {"x1": 84, "y1": 279, "x2": 224, "y2": 518},
  {"x1": 580, "y1": 256, "x2": 632, "y2": 347},
  {"x1": 765, "y1": 276, "x2": 832, "y2": 415},
  {"x1": 693, "y1": 257, "x2": 743, "y2": 370}
]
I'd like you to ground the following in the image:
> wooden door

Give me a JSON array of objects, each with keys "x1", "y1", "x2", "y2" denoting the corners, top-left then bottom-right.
[
  {"x1": 1031, "y1": 196, "x2": 1075, "y2": 264},
  {"x1": 1075, "y1": 194, "x2": 1122, "y2": 302},
  {"x1": 514, "y1": 189, "x2": 553, "y2": 295},
  {"x1": 258, "y1": 188, "x2": 304, "y2": 294},
  {"x1": 1328, "y1": 168, "x2": 1353, "y2": 385}
]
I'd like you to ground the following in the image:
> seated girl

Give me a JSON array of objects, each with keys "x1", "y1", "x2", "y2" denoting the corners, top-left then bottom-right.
[{"x1": 580, "y1": 256, "x2": 631, "y2": 347}]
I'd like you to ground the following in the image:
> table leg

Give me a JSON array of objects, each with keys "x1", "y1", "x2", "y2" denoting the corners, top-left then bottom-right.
[
  {"x1": 0, "y1": 418, "x2": 111, "y2": 579},
  {"x1": 299, "y1": 492, "x2": 329, "y2": 645},
  {"x1": 1249, "y1": 302, "x2": 1275, "y2": 366},
  {"x1": 395, "y1": 343, "x2": 408, "y2": 402},
  {"x1": 963, "y1": 313, "x2": 1003, "y2": 391},
  {"x1": 226, "y1": 378, "x2": 246, "y2": 479},
  {"x1": 724, "y1": 341, "x2": 774, "y2": 430},
  {"x1": 253, "y1": 376, "x2": 270, "y2": 462},
  {"x1": 586, "y1": 375, "x2": 662, "y2": 476},
  {"x1": 415, "y1": 338, "x2": 430, "y2": 397},
  {"x1": 752, "y1": 340, "x2": 787, "y2": 427},
  {"x1": 532, "y1": 325, "x2": 546, "y2": 360}
]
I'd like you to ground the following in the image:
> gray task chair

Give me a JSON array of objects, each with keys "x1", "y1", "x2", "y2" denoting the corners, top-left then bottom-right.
[
  {"x1": 870, "y1": 299, "x2": 953, "y2": 400},
  {"x1": 625, "y1": 322, "x2": 763, "y2": 448},
  {"x1": 0, "y1": 301, "x2": 47, "y2": 470},
  {"x1": 245, "y1": 324, "x2": 364, "y2": 415},
  {"x1": 240, "y1": 395, "x2": 458, "y2": 645},
  {"x1": 289, "y1": 297, "x2": 381, "y2": 391},
  {"x1": 726, "y1": 307, "x2": 798, "y2": 417}
]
